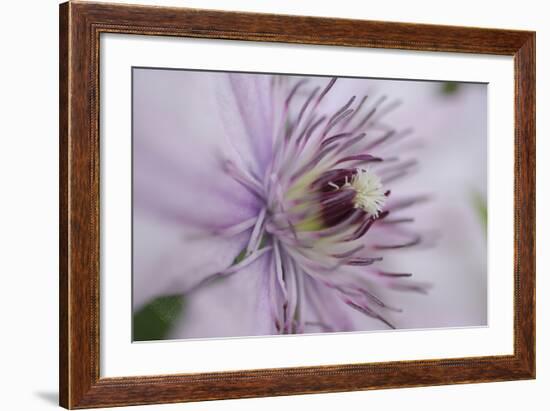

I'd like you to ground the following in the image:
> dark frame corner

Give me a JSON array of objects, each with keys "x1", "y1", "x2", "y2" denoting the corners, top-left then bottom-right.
[{"x1": 59, "y1": 1, "x2": 535, "y2": 408}]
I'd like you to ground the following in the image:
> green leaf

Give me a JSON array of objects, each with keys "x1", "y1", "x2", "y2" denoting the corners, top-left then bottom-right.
[
  {"x1": 471, "y1": 191, "x2": 487, "y2": 235},
  {"x1": 441, "y1": 82, "x2": 460, "y2": 95},
  {"x1": 133, "y1": 295, "x2": 184, "y2": 341},
  {"x1": 233, "y1": 248, "x2": 247, "y2": 264}
]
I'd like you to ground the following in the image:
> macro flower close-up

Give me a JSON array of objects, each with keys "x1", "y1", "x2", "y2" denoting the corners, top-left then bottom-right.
[{"x1": 132, "y1": 68, "x2": 487, "y2": 340}]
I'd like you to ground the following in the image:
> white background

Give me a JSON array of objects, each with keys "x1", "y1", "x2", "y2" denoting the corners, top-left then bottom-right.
[{"x1": 0, "y1": 0, "x2": 546, "y2": 410}]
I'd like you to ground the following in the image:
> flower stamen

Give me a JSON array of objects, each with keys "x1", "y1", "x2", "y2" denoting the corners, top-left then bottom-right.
[{"x1": 343, "y1": 168, "x2": 386, "y2": 217}]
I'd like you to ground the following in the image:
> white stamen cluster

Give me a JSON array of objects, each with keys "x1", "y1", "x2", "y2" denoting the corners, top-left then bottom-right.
[{"x1": 343, "y1": 168, "x2": 386, "y2": 217}]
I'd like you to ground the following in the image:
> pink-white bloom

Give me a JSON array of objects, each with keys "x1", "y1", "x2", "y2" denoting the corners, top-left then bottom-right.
[{"x1": 133, "y1": 70, "x2": 484, "y2": 339}]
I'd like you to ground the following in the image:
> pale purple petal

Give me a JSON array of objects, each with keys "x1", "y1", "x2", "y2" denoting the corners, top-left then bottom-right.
[
  {"x1": 302, "y1": 276, "x2": 355, "y2": 333},
  {"x1": 216, "y1": 73, "x2": 275, "y2": 176},
  {"x1": 132, "y1": 212, "x2": 249, "y2": 310},
  {"x1": 133, "y1": 68, "x2": 262, "y2": 229},
  {"x1": 168, "y1": 253, "x2": 276, "y2": 339}
]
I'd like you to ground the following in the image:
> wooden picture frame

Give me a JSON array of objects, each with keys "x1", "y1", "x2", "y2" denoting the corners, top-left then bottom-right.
[{"x1": 59, "y1": 1, "x2": 535, "y2": 408}]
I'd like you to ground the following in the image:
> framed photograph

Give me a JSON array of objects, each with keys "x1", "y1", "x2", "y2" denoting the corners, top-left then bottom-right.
[{"x1": 59, "y1": 1, "x2": 535, "y2": 408}]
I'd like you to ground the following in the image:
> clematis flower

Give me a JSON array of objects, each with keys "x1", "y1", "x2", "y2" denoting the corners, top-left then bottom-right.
[{"x1": 133, "y1": 70, "x2": 434, "y2": 339}]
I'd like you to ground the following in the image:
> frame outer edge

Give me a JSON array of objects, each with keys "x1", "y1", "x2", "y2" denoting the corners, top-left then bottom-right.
[
  {"x1": 62, "y1": 1, "x2": 99, "y2": 408},
  {"x1": 59, "y1": 1, "x2": 70, "y2": 408},
  {"x1": 515, "y1": 32, "x2": 536, "y2": 378}
]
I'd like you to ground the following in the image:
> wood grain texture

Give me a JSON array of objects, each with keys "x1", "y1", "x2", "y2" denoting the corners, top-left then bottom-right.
[
  {"x1": 59, "y1": 1, "x2": 536, "y2": 408},
  {"x1": 59, "y1": 2, "x2": 69, "y2": 407}
]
